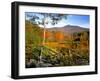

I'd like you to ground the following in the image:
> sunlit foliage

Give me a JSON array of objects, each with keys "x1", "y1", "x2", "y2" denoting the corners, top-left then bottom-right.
[{"x1": 25, "y1": 20, "x2": 89, "y2": 68}]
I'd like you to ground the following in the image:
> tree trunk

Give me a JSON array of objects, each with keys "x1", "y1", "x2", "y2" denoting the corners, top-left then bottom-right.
[
  {"x1": 39, "y1": 14, "x2": 46, "y2": 64},
  {"x1": 43, "y1": 23, "x2": 46, "y2": 45}
]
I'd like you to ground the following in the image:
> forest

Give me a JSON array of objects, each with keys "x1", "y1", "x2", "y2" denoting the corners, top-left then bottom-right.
[{"x1": 25, "y1": 20, "x2": 89, "y2": 68}]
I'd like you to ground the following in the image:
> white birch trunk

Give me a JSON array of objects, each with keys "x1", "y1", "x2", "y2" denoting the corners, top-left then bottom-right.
[{"x1": 39, "y1": 15, "x2": 46, "y2": 64}]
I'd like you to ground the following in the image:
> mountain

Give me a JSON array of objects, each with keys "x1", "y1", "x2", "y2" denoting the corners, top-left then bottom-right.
[{"x1": 46, "y1": 25, "x2": 89, "y2": 35}]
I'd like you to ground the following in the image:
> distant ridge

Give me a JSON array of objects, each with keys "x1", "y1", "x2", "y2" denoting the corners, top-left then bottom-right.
[{"x1": 46, "y1": 25, "x2": 89, "y2": 35}]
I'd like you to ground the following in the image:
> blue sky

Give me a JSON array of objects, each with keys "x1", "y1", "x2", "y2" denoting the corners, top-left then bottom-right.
[{"x1": 25, "y1": 12, "x2": 90, "y2": 28}]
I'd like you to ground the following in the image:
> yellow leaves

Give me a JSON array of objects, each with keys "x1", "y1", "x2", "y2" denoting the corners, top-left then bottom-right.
[{"x1": 43, "y1": 42, "x2": 66, "y2": 48}]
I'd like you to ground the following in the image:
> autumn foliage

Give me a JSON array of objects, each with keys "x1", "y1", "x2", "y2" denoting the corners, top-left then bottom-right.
[
  {"x1": 41, "y1": 31, "x2": 51, "y2": 39},
  {"x1": 55, "y1": 31, "x2": 64, "y2": 41},
  {"x1": 25, "y1": 21, "x2": 89, "y2": 68}
]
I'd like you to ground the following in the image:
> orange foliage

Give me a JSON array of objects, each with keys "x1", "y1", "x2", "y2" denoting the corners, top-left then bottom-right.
[
  {"x1": 55, "y1": 32, "x2": 64, "y2": 41},
  {"x1": 41, "y1": 31, "x2": 51, "y2": 38}
]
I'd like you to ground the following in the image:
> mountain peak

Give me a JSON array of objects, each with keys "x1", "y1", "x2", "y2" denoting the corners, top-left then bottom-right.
[{"x1": 46, "y1": 25, "x2": 89, "y2": 35}]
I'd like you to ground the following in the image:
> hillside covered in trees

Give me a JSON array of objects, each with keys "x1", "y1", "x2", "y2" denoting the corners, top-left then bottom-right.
[{"x1": 25, "y1": 20, "x2": 89, "y2": 68}]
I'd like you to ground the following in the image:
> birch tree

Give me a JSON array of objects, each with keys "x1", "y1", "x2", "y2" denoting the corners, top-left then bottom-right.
[{"x1": 27, "y1": 13, "x2": 67, "y2": 64}]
